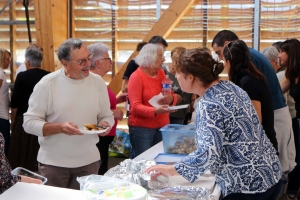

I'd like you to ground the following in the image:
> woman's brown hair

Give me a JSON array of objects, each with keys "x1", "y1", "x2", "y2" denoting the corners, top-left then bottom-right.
[
  {"x1": 171, "y1": 46, "x2": 186, "y2": 68},
  {"x1": 279, "y1": 38, "x2": 300, "y2": 81},
  {"x1": 176, "y1": 48, "x2": 224, "y2": 87}
]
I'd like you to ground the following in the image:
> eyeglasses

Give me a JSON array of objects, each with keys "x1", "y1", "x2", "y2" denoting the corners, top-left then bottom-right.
[
  {"x1": 226, "y1": 41, "x2": 233, "y2": 60},
  {"x1": 70, "y1": 54, "x2": 94, "y2": 66},
  {"x1": 98, "y1": 57, "x2": 112, "y2": 62}
]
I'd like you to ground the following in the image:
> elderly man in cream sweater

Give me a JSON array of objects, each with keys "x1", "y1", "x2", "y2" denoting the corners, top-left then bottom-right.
[{"x1": 23, "y1": 38, "x2": 114, "y2": 190}]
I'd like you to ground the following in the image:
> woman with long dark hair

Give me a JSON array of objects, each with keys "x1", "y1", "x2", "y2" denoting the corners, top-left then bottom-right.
[
  {"x1": 280, "y1": 38, "x2": 300, "y2": 200},
  {"x1": 223, "y1": 40, "x2": 278, "y2": 153}
]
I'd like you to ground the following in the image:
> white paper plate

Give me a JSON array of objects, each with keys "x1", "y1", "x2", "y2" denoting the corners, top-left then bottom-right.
[
  {"x1": 79, "y1": 127, "x2": 108, "y2": 134},
  {"x1": 168, "y1": 104, "x2": 189, "y2": 110}
]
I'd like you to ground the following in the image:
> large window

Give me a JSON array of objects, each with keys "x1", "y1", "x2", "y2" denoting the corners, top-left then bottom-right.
[
  {"x1": 0, "y1": 0, "x2": 35, "y2": 82},
  {"x1": 1, "y1": 0, "x2": 300, "y2": 83}
]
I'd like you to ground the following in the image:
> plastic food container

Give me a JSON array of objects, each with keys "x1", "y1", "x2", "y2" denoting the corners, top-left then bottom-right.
[
  {"x1": 11, "y1": 167, "x2": 48, "y2": 185},
  {"x1": 154, "y1": 153, "x2": 186, "y2": 165},
  {"x1": 160, "y1": 124, "x2": 196, "y2": 154}
]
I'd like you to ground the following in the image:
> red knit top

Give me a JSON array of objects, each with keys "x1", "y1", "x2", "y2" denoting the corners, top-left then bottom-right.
[{"x1": 128, "y1": 67, "x2": 177, "y2": 128}]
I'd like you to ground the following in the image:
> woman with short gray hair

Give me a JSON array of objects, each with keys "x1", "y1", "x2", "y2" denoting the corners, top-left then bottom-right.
[
  {"x1": 260, "y1": 46, "x2": 282, "y2": 72},
  {"x1": 127, "y1": 43, "x2": 178, "y2": 157},
  {"x1": 8, "y1": 47, "x2": 49, "y2": 172},
  {"x1": 88, "y1": 42, "x2": 127, "y2": 175}
]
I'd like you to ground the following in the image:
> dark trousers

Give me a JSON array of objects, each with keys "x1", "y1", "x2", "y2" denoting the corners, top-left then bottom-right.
[
  {"x1": 96, "y1": 136, "x2": 114, "y2": 175},
  {"x1": 169, "y1": 116, "x2": 184, "y2": 125},
  {"x1": 0, "y1": 118, "x2": 10, "y2": 156},
  {"x1": 223, "y1": 180, "x2": 282, "y2": 200},
  {"x1": 287, "y1": 118, "x2": 300, "y2": 193}
]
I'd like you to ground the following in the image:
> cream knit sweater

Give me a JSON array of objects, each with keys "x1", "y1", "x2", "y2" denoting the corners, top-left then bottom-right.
[{"x1": 23, "y1": 68, "x2": 114, "y2": 168}]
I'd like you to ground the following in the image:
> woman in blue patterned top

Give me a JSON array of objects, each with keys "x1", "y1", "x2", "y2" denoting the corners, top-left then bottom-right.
[{"x1": 145, "y1": 48, "x2": 282, "y2": 199}]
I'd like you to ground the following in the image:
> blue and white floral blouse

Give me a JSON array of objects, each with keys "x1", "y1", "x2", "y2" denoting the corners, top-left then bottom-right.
[{"x1": 174, "y1": 80, "x2": 281, "y2": 197}]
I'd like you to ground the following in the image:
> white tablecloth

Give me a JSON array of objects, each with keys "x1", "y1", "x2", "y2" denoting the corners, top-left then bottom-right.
[{"x1": 0, "y1": 182, "x2": 85, "y2": 200}]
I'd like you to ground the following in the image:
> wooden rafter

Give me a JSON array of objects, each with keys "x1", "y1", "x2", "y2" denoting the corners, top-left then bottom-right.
[
  {"x1": 108, "y1": 0, "x2": 195, "y2": 94},
  {"x1": 280, "y1": 5, "x2": 300, "y2": 39}
]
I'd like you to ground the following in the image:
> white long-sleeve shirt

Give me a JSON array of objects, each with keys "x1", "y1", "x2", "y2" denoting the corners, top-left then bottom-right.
[
  {"x1": 23, "y1": 68, "x2": 114, "y2": 168},
  {"x1": 0, "y1": 68, "x2": 9, "y2": 120}
]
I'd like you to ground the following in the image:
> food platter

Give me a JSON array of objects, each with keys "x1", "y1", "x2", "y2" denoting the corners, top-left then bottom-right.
[{"x1": 79, "y1": 127, "x2": 108, "y2": 135}]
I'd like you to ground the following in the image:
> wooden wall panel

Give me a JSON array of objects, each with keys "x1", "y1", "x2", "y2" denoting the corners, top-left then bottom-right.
[
  {"x1": 0, "y1": 43, "x2": 10, "y2": 50},
  {"x1": 74, "y1": 31, "x2": 112, "y2": 39}
]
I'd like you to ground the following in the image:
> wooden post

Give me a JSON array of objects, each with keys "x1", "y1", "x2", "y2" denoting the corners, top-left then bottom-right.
[
  {"x1": 111, "y1": 0, "x2": 119, "y2": 77},
  {"x1": 108, "y1": 0, "x2": 195, "y2": 94},
  {"x1": 33, "y1": 0, "x2": 68, "y2": 72},
  {"x1": 51, "y1": 0, "x2": 68, "y2": 70},
  {"x1": 33, "y1": 0, "x2": 55, "y2": 72},
  {"x1": 9, "y1": 1, "x2": 17, "y2": 82}
]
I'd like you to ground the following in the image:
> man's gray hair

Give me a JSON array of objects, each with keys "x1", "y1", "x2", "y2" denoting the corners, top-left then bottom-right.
[
  {"x1": 135, "y1": 43, "x2": 163, "y2": 68},
  {"x1": 25, "y1": 48, "x2": 43, "y2": 67},
  {"x1": 87, "y1": 43, "x2": 109, "y2": 69},
  {"x1": 57, "y1": 38, "x2": 83, "y2": 61},
  {"x1": 260, "y1": 46, "x2": 279, "y2": 66}
]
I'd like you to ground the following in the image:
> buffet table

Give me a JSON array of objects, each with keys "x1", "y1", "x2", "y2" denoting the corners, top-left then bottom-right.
[
  {"x1": 135, "y1": 141, "x2": 222, "y2": 200},
  {"x1": 0, "y1": 141, "x2": 221, "y2": 200}
]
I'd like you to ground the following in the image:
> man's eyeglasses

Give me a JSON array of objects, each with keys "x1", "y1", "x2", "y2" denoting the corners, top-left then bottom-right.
[
  {"x1": 98, "y1": 57, "x2": 112, "y2": 62},
  {"x1": 70, "y1": 54, "x2": 94, "y2": 66},
  {"x1": 226, "y1": 41, "x2": 233, "y2": 60}
]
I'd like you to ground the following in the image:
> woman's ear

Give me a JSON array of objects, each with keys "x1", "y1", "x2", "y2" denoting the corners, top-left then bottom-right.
[
  {"x1": 271, "y1": 58, "x2": 277, "y2": 66},
  {"x1": 188, "y1": 74, "x2": 195, "y2": 82},
  {"x1": 25, "y1": 60, "x2": 30, "y2": 70}
]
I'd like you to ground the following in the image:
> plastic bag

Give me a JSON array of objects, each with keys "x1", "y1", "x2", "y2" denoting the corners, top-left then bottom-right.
[{"x1": 109, "y1": 129, "x2": 131, "y2": 157}]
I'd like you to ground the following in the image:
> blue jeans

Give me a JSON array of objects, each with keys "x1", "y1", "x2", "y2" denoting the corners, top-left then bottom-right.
[
  {"x1": 223, "y1": 180, "x2": 282, "y2": 200},
  {"x1": 0, "y1": 118, "x2": 10, "y2": 156},
  {"x1": 129, "y1": 126, "x2": 162, "y2": 158}
]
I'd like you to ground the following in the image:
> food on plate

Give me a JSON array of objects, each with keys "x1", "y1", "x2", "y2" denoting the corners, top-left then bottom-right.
[{"x1": 84, "y1": 124, "x2": 105, "y2": 131}]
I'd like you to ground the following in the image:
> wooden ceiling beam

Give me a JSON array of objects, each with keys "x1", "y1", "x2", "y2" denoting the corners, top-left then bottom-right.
[
  {"x1": 280, "y1": 5, "x2": 300, "y2": 39},
  {"x1": 108, "y1": 0, "x2": 195, "y2": 94}
]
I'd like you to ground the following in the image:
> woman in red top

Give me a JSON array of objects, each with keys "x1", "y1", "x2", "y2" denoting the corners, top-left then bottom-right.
[
  {"x1": 128, "y1": 43, "x2": 177, "y2": 157},
  {"x1": 88, "y1": 43, "x2": 127, "y2": 175}
]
